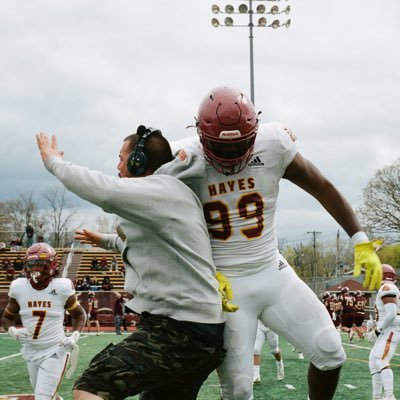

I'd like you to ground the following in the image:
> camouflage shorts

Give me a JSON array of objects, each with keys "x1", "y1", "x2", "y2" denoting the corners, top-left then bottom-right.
[{"x1": 74, "y1": 312, "x2": 226, "y2": 400}]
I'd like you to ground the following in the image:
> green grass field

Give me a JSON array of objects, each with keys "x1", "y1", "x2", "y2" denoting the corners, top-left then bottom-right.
[{"x1": 1, "y1": 331, "x2": 399, "y2": 399}]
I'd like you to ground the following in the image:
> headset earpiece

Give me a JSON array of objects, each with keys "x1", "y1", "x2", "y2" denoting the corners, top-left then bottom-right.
[{"x1": 127, "y1": 125, "x2": 152, "y2": 176}]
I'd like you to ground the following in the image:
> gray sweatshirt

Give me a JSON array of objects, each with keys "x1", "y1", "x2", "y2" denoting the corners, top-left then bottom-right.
[{"x1": 44, "y1": 155, "x2": 225, "y2": 324}]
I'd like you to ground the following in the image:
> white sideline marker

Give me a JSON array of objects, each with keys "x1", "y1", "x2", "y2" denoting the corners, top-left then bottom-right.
[
  {"x1": 285, "y1": 384, "x2": 296, "y2": 390},
  {"x1": 344, "y1": 384, "x2": 357, "y2": 389}
]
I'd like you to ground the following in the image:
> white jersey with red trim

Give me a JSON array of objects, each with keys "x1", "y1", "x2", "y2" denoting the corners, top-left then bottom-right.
[
  {"x1": 170, "y1": 122, "x2": 298, "y2": 276},
  {"x1": 9, "y1": 277, "x2": 75, "y2": 360},
  {"x1": 375, "y1": 282, "x2": 400, "y2": 330}
]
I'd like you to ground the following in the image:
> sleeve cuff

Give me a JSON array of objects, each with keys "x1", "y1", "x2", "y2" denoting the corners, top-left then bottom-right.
[{"x1": 351, "y1": 231, "x2": 369, "y2": 246}]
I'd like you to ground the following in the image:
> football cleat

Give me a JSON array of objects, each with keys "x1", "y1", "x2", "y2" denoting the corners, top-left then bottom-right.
[
  {"x1": 298, "y1": 352, "x2": 304, "y2": 360},
  {"x1": 253, "y1": 375, "x2": 261, "y2": 385}
]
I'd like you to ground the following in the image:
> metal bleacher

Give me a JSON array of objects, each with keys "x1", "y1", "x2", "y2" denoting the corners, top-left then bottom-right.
[{"x1": 0, "y1": 247, "x2": 124, "y2": 292}]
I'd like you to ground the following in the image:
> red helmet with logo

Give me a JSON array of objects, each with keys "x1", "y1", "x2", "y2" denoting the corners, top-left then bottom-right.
[
  {"x1": 196, "y1": 86, "x2": 259, "y2": 175},
  {"x1": 24, "y1": 243, "x2": 59, "y2": 290},
  {"x1": 382, "y1": 264, "x2": 397, "y2": 283}
]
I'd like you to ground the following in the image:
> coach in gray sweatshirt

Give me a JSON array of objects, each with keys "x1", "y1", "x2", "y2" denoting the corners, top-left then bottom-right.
[{"x1": 36, "y1": 127, "x2": 226, "y2": 400}]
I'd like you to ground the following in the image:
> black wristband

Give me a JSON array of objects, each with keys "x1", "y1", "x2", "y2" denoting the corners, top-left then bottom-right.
[{"x1": 375, "y1": 329, "x2": 381, "y2": 337}]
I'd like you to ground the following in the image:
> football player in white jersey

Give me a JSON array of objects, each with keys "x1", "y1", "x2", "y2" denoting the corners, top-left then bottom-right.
[
  {"x1": 366, "y1": 264, "x2": 400, "y2": 400},
  {"x1": 161, "y1": 86, "x2": 383, "y2": 400},
  {"x1": 253, "y1": 320, "x2": 284, "y2": 384},
  {"x1": 1, "y1": 243, "x2": 86, "y2": 400}
]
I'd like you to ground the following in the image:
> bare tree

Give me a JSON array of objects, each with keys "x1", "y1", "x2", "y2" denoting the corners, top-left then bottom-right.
[
  {"x1": 41, "y1": 186, "x2": 78, "y2": 247},
  {"x1": 358, "y1": 157, "x2": 400, "y2": 239},
  {"x1": 95, "y1": 214, "x2": 119, "y2": 233},
  {"x1": 0, "y1": 192, "x2": 39, "y2": 243}
]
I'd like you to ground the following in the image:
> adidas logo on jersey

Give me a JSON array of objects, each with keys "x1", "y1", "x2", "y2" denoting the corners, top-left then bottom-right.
[
  {"x1": 248, "y1": 156, "x2": 264, "y2": 167},
  {"x1": 278, "y1": 260, "x2": 288, "y2": 271},
  {"x1": 49, "y1": 289, "x2": 58, "y2": 296},
  {"x1": 50, "y1": 353, "x2": 59, "y2": 359}
]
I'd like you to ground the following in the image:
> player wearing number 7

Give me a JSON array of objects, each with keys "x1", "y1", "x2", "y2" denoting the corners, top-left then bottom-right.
[
  {"x1": 1, "y1": 243, "x2": 86, "y2": 400},
  {"x1": 164, "y1": 85, "x2": 383, "y2": 400}
]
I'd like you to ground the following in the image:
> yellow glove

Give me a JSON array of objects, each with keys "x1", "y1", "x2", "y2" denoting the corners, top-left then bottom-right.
[
  {"x1": 354, "y1": 240, "x2": 383, "y2": 291},
  {"x1": 215, "y1": 272, "x2": 239, "y2": 312}
]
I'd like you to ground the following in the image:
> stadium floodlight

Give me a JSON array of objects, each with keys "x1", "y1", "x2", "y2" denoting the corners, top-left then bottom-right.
[
  {"x1": 239, "y1": 4, "x2": 248, "y2": 13},
  {"x1": 225, "y1": 4, "x2": 234, "y2": 13},
  {"x1": 210, "y1": 0, "x2": 292, "y2": 104},
  {"x1": 269, "y1": 5, "x2": 279, "y2": 15},
  {"x1": 211, "y1": 18, "x2": 220, "y2": 27},
  {"x1": 211, "y1": 4, "x2": 220, "y2": 14},
  {"x1": 224, "y1": 17, "x2": 234, "y2": 26},
  {"x1": 257, "y1": 17, "x2": 267, "y2": 27},
  {"x1": 270, "y1": 19, "x2": 280, "y2": 29},
  {"x1": 256, "y1": 4, "x2": 265, "y2": 14}
]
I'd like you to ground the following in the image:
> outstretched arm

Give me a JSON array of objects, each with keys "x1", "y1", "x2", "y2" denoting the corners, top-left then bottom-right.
[
  {"x1": 283, "y1": 152, "x2": 382, "y2": 291},
  {"x1": 75, "y1": 229, "x2": 103, "y2": 247},
  {"x1": 36, "y1": 132, "x2": 64, "y2": 161},
  {"x1": 283, "y1": 153, "x2": 361, "y2": 237}
]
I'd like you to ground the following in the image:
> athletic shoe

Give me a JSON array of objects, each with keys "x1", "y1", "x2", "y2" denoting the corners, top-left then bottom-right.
[
  {"x1": 277, "y1": 362, "x2": 285, "y2": 380},
  {"x1": 384, "y1": 395, "x2": 396, "y2": 400},
  {"x1": 253, "y1": 375, "x2": 261, "y2": 385},
  {"x1": 298, "y1": 352, "x2": 304, "y2": 360}
]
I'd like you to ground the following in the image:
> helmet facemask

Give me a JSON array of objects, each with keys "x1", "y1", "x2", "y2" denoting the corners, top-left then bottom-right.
[
  {"x1": 24, "y1": 243, "x2": 59, "y2": 290},
  {"x1": 198, "y1": 127, "x2": 257, "y2": 175}
]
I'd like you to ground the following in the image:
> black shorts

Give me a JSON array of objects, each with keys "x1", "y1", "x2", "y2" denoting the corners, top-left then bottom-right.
[{"x1": 74, "y1": 312, "x2": 226, "y2": 400}]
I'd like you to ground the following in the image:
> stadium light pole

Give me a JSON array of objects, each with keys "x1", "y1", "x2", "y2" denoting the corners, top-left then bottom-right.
[{"x1": 211, "y1": 1, "x2": 291, "y2": 105}]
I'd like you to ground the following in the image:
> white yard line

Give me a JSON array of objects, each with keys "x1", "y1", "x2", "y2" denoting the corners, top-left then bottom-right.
[
  {"x1": 0, "y1": 352, "x2": 22, "y2": 361},
  {"x1": 0, "y1": 332, "x2": 96, "y2": 362}
]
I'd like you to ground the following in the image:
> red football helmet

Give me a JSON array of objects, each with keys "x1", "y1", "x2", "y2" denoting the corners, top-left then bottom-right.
[
  {"x1": 24, "y1": 243, "x2": 59, "y2": 290},
  {"x1": 322, "y1": 291, "x2": 330, "y2": 299},
  {"x1": 196, "y1": 86, "x2": 259, "y2": 175},
  {"x1": 382, "y1": 264, "x2": 397, "y2": 283},
  {"x1": 340, "y1": 286, "x2": 349, "y2": 294}
]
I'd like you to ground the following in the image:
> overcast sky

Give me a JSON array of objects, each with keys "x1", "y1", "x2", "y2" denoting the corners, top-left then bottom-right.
[{"x1": 0, "y1": 0, "x2": 399, "y2": 244}]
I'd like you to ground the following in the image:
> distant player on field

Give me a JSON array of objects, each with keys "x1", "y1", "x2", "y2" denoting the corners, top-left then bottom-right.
[
  {"x1": 353, "y1": 290, "x2": 367, "y2": 340},
  {"x1": 253, "y1": 320, "x2": 284, "y2": 384},
  {"x1": 86, "y1": 291, "x2": 100, "y2": 335},
  {"x1": 337, "y1": 286, "x2": 356, "y2": 342}
]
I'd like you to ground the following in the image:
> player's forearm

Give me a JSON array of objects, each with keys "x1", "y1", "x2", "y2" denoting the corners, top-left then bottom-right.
[
  {"x1": 1, "y1": 314, "x2": 16, "y2": 331},
  {"x1": 71, "y1": 310, "x2": 87, "y2": 332},
  {"x1": 311, "y1": 182, "x2": 362, "y2": 237},
  {"x1": 377, "y1": 302, "x2": 397, "y2": 332}
]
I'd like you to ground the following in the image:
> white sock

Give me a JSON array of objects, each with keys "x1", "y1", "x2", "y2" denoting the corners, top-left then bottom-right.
[
  {"x1": 381, "y1": 368, "x2": 394, "y2": 397},
  {"x1": 372, "y1": 372, "x2": 383, "y2": 398},
  {"x1": 254, "y1": 365, "x2": 260, "y2": 376}
]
